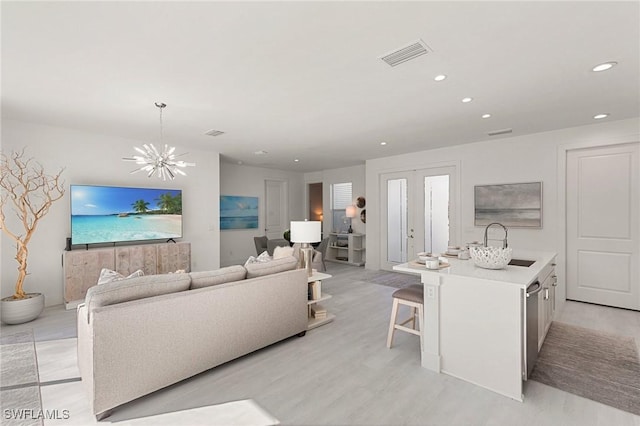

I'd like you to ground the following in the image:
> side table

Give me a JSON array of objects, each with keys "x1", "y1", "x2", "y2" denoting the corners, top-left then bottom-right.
[{"x1": 307, "y1": 272, "x2": 335, "y2": 330}]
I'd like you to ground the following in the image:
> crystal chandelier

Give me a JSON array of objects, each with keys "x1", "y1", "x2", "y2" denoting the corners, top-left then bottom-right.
[{"x1": 123, "y1": 102, "x2": 195, "y2": 180}]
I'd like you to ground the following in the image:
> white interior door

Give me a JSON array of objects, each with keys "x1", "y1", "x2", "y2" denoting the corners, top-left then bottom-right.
[
  {"x1": 264, "y1": 180, "x2": 288, "y2": 239},
  {"x1": 380, "y1": 166, "x2": 457, "y2": 271},
  {"x1": 566, "y1": 143, "x2": 639, "y2": 310}
]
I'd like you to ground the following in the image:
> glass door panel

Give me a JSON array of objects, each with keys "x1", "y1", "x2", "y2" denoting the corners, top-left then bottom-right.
[{"x1": 387, "y1": 178, "x2": 408, "y2": 263}]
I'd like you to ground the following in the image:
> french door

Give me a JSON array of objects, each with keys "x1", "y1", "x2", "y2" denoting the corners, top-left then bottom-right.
[{"x1": 381, "y1": 166, "x2": 457, "y2": 271}]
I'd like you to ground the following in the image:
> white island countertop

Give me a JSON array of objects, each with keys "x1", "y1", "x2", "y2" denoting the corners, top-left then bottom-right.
[{"x1": 394, "y1": 249, "x2": 556, "y2": 288}]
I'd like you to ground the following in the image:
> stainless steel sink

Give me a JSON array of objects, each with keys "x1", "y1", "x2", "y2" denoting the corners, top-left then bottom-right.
[{"x1": 508, "y1": 258, "x2": 536, "y2": 267}]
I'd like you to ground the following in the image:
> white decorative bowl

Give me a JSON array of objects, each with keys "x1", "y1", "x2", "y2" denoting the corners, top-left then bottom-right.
[
  {"x1": 469, "y1": 246, "x2": 512, "y2": 270},
  {"x1": 417, "y1": 252, "x2": 437, "y2": 263}
]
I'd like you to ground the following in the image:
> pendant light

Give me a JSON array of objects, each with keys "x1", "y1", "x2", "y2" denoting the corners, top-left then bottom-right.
[{"x1": 123, "y1": 102, "x2": 195, "y2": 180}]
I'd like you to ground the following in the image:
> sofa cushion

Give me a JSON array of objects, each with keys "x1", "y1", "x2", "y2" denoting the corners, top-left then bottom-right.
[
  {"x1": 189, "y1": 265, "x2": 247, "y2": 289},
  {"x1": 85, "y1": 273, "x2": 191, "y2": 312},
  {"x1": 245, "y1": 255, "x2": 298, "y2": 278}
]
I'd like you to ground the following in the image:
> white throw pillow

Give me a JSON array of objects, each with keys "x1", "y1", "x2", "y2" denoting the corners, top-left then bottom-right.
[
  {"x1": 97, "y1": 268, "x2": 144, "y2": 285},
  {"x1": 273, "y1": 245, "x2": 294, "y2": 259},
  {"x1": 244, "y1": 250, "x2": 272, "y2": 266}
]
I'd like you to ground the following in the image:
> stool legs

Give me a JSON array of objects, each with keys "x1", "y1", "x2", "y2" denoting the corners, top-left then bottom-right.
[
  {"x1": 386, "y1": 298, "x2": 400, "y2": 348},
  {"x1": 387, "y1": 298, "x2": 423, "y2": 349}
]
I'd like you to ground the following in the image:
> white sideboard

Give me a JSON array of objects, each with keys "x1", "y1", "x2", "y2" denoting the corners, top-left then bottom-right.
[
  {"x1": 63, "y1": 242, "x2": 191, "y2": 308},
  {"x1": 325, "y1": 233, "x2": 365, "y2": 266}
]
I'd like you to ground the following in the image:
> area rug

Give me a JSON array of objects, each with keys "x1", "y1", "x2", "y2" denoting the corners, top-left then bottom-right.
[
  {"x1": 530, "y1": 321, "x2": 640, "y2": 415},
  {"x1": 364, "y1": 270, "x2": 420, "y2": 289},
  {"x1": 0, "y1": 329, "x2": 43, "y2": 426}
]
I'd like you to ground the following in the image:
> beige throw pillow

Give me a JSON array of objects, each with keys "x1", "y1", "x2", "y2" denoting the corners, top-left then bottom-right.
[{"x1": 273, "y1": 245, "x2": 294, "y2": 259}]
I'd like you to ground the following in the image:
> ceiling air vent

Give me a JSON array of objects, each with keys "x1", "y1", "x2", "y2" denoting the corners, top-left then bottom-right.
[
  {"x1": 487, "y1": 128, "x2": 513, "y2": 136},
  {"x1": 380, "y1": 39, "x2": 431, "y2": 67},
  {"x1": 205, "y1": 129, "x2": 225, "y2": 137}
]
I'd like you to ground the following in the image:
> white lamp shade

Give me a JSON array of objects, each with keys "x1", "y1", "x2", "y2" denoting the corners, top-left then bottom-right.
[
  {"x1": 345, "y1": 205, "x2": 358, "y2": 218},
  {"x1": 290, "y1": 221, "x2": 321, "y2": 243}
]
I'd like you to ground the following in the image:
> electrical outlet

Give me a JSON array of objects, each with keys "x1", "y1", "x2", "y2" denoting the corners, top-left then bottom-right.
[{"x1": 427, "y1": 287, "x2": 435, "y2": 299}]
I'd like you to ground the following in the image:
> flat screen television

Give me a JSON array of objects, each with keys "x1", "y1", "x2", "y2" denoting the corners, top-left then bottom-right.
[{"x1": 70, "y1": 185, "x2": 182, "y2": 245}]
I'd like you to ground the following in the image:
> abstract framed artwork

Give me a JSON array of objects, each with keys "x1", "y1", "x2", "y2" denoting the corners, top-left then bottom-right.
[
  {"x1": 474, "y1": 182, "x2": 542, "y2": 228},
  {"x1": 220, "y1": 195, "x2": 259, "y2": 230}
]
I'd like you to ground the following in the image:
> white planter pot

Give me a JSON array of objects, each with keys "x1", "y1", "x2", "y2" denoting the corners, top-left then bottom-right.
[{"x1": 1, "y1": 293, "x2": 45, "y2": 325}]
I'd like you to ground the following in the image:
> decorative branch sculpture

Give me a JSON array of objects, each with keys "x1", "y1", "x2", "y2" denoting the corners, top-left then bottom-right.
[{"x1": 0, "y1": 149, "x2": 65, "y2": 299}]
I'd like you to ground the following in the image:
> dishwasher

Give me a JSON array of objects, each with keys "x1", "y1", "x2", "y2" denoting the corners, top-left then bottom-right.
[{"x1": 525, "y1": 280, "x2": 543, "y2": 379}]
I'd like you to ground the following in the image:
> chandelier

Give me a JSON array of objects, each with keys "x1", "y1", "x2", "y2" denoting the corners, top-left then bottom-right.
[{"x1": 123, "y1": 102, "x2": 195, "y2": 180}]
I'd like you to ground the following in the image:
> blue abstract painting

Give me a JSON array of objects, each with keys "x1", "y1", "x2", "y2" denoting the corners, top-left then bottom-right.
[{"x1": 220, "y1": 195, "x2": 259, "y2": 230}]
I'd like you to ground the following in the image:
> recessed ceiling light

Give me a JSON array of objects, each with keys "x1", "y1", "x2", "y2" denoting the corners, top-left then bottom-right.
[
  {"x1": 482, "y1": 113, "x2": 491, "y2": 119},
  {"x1": 462, "y1": 97, "x2": 473, "y2": 103},
  {"x1": 380, "y1": 142, "x2": 387, "y2": 146},
  {"x1": 294, "y1": 158, "x2": 300, "y2": 162},
  {"x1": 434, "y1": 74, "x2": 447, "y2": 82},
  {"x1": 592, "y1": 62, "x2": 617, "y2": 72},
  {"x1": 593, "y1": 113, "x2": 610, "y2": 120}
]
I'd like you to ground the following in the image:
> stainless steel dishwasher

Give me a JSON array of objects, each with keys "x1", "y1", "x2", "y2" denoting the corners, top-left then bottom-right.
[{"x1": 525, "y1": 281, "x2": 543, "y2": 379}]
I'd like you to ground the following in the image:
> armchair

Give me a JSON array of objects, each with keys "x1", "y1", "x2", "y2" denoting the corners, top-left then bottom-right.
[
  {"x1": 267, "y1": 239, "x2": 290, "y2": 256},
  {"x1": 254, "y1": 236, "x2": 268, "y2": 255}
]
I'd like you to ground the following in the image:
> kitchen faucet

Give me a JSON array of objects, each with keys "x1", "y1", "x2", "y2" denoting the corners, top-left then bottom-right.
[{"x1": 484, "y1": 222, "x2": 508, "y2": 248}]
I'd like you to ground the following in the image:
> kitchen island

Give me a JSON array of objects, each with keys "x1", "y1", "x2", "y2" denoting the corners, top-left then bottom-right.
[{"x1": 393, "y1": 249, "x2": 556, "y2": 401}]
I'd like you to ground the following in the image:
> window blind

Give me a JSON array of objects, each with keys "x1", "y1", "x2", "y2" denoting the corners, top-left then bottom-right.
[{"x1": 331, "y1": 182, "x2": 353, "y2": 209}]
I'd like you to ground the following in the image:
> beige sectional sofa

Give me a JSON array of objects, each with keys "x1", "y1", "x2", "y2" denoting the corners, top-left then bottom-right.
[{"x1": 77, "y1": 256, "x2": 307, "y2": 419}]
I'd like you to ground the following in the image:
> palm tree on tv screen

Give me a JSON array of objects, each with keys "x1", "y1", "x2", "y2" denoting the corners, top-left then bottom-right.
[
  {"x1": 156, "y1": 192, "x2": 181, "y2": 214},
  {"x1": 132, "y1": 199, "x2": 150, "y2": 214}
]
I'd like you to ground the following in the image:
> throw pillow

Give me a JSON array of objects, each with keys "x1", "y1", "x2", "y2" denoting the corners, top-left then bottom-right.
[
  {"x1": 273, "y1": 245, "x2": 294, "y2": 259},
  {"x1": 97, "y1": 268, "x2": 144, "y2": 285},
  {"x1": 244, "y1": 250, "x2": 272, "y2": 267}
]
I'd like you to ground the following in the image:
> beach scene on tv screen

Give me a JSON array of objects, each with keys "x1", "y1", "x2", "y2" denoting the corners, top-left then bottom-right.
[{"x1": 71, "y1": 185, "x2": 182, "y2": 244}]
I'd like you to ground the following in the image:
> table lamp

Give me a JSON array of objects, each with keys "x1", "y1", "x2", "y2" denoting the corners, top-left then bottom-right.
[
  {"x1": 345, "y1": 205, "x2": 358, "y2": 233},
  {"x1": 290, "y1": 220, "x2": 321, "y2": 276}
]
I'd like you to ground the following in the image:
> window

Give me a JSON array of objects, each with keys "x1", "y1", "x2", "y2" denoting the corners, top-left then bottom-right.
[{"x1": 330, "y1": 182, "x2": 352, "y2": 233}]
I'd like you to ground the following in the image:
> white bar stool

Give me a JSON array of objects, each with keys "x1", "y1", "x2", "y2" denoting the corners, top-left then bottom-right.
[{"x1": 386, "y1": 284, "x2": 424, "y2": 350}]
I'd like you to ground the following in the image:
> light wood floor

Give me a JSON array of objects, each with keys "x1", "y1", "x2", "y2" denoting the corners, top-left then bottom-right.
[{"x1": 1, "y1": 263, "x2": 639, "y2": 425}]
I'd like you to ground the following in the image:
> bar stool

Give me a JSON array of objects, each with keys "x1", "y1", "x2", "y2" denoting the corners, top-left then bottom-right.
[{"x1": 386, "y1": 284, "x2": 424, "y2": 350}]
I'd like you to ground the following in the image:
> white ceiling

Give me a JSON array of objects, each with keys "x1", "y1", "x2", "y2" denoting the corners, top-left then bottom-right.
[{"x1": 2, "y1": 1, "x2": 639, "y2": 172}]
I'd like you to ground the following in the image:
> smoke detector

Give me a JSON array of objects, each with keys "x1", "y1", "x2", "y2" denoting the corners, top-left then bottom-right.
[{"x1": 380, "y1": 39, "x2": 432, "y2": 67}]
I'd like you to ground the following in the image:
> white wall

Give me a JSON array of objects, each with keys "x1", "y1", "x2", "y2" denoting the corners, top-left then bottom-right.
[
  {"x1": 219, "y1": 162, "x2": 304, "y2": 266},
  {"x1": 1, "y1": 119, "x2": 221, "y2": 306},
  {"x1": 366, "y1": 118, "x2": 640, "y2": 270}
]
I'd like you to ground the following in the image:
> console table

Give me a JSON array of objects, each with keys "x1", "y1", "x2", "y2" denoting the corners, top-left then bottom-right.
[
  {"x1": 307, "y1": 272, "x2": 334, "y2": 329},
  {"x1": 63, "y1": 242, "x2": 191, "y2": 309},
  {"x1": 325, "y1": 233, "x2": 365, "y2": 266}
]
